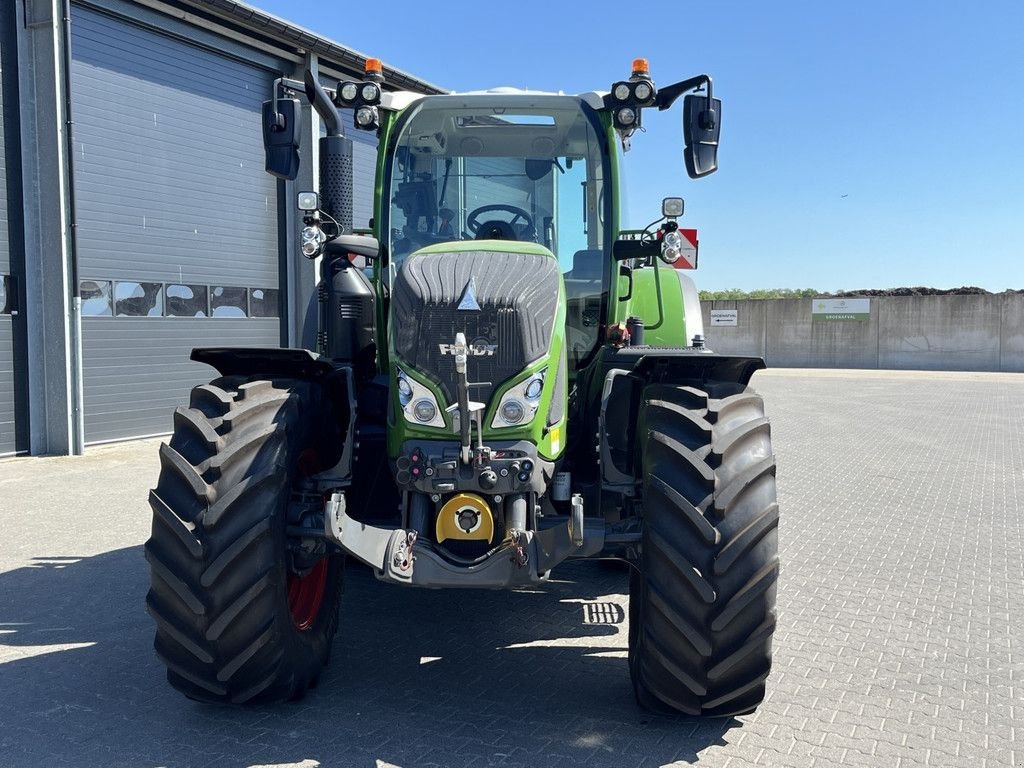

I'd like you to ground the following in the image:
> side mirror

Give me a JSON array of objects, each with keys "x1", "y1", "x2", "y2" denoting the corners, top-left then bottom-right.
[
  {"x1": 262, "y1": 98, "x2": 301, "y2": 180},
  {"x1": 683, "y1": 94, "x2": 721, "y2": 178}
]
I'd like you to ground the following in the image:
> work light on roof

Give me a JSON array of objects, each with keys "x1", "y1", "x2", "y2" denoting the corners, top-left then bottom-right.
[
  {"x1": 338, "y1": 81, "x2": 359, "y2": 104},
  {"x1": 633, "y1": 81, "x2": 653, "y2": 102},
  {"x1": 360, "y1": 83, "x2": 380, "y2": 105}
]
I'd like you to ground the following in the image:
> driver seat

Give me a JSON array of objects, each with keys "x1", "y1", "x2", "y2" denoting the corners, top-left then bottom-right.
[{"x1": 473, "y1": 219, "x2": 519, "y2": 241}]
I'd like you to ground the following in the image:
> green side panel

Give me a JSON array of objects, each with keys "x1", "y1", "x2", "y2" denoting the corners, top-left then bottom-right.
[
  {"x1": 605, "y1": 114, "x2": 622, "y2": 237},
  {"x1": 373, "y1": 110, "x2": 398, "y2": 371},
  {"x1": 372, "y1": 110, "x2": 398, "y2": 242},
  {"x1": 604, "y1": 115, "x2": 622, "y2": 328},
  {"x1": 616, "y1": 265, "x2": 689, "y2": 347}
]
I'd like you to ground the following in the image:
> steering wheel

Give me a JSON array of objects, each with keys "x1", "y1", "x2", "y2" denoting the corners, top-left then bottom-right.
[{"x1": 466, "y1": 204, "x2": 536, "y2": 239}]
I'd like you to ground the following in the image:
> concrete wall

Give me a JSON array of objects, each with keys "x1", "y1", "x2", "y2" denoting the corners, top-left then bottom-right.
[
  {"x1": 702, "y1": 294, "x2": 1024, "y2": 372},
  {"x1": 999, "y1": 293, "x2": 1024, "y2": 372}
]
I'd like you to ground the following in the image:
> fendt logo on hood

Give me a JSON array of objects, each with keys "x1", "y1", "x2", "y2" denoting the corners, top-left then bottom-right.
[{"x1": 438, "y1": 340, "x2": 497, "y2": 357}]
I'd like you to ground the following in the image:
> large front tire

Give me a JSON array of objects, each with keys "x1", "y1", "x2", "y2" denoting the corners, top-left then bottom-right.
[
  {"x1": 145, "y1": 377, "x2": 343, "y2": 704},
  {"x1": 629, "y1": 382, "x2": 779, "y2": 717}
]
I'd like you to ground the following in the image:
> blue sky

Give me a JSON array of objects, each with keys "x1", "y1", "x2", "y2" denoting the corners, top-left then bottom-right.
[{"x1": 257, "y1": 0, "x2": 1024, "y2": 292}]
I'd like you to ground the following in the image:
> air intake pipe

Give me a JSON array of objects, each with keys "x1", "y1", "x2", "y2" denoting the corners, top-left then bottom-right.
[{"x1": 304, "y1": 69, "x2": 354, "y2": 235}]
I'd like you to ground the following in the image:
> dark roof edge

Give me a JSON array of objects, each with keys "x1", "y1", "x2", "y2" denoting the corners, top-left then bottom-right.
[{"x1": 185, "y1": 0, "x2": 448, "y2": 94}]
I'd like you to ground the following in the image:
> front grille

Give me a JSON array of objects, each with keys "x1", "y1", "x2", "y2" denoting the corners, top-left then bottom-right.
[
  {"x1": 414, "y1": 306, "x2": 525, "y2": 403},
  {"x1": 392, "y1": 249, "x2": 559, "y2": 404}
]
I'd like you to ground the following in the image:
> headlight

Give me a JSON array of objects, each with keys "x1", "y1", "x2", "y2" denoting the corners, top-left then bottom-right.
[
  {"x1": 524, "y1": 377, "x2": 543, "y2": 401},
  {"x1": 616, "y1": 107, "x2": 636, "y2": 126},
  {"x1": 613, "y1": 82, "x2": 631, "y2": 102},
  {"x1": 397, "y1": 377, "x2": 413, "y2": 406},
  {"x1": 413, "y1": 398, "x2": 437, "y2": 423},
  {"x1": 499, "y1": 399, "x2": 525, "y2": 424},
  {"x1": 396, "y1": 369, "x2": 445, "y2": 427},
  {"x1": 492, "y1": 369, "x2": 547, "y2": 429},
  {"x1": 633, "y1": 81, "x2": 653, "y2": 102}
]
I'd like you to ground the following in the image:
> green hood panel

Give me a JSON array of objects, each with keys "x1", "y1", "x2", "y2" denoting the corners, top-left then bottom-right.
[{"x1": 410, "y1": 240, "x2": 557, "y2": 259}]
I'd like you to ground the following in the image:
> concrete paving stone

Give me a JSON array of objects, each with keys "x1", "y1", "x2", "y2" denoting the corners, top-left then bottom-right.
[{"x1": 2, "y1": 369, "x2": 1023, "y2": 767}]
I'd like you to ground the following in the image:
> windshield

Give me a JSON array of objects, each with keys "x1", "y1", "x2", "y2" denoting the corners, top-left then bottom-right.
[{"x1": 383, "y1": 95, "x2": 612, "y2": 369}]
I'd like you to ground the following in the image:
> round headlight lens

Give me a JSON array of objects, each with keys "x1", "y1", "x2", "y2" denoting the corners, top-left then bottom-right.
[
  {"x1": 413, "y1": 398, "x2": 436, "y2": 423},
  {"x1": 339, "y1": 82, "x2": 359, "y2": 102},
  {"x1": 500, "y1": 399, "x2": 526, "y2": 424},
  {"x1": 613, "y1": 83, "x2": 631, "y2": 102},
  {"x1": 361, "y1": 83, "x2": 380, "y2": 103},
  {"x1": 633, "y1": 81, "x2": 653, "y2": 101},
  {"x1": 617, "y1": 107, "x2": 636, "y2": 126},
  {"x1": 397, "y1": 377, "x2": 413, "y2": 406},
  {"x1": 524, "y1": 378, "x2": 543, "y2": 400}
]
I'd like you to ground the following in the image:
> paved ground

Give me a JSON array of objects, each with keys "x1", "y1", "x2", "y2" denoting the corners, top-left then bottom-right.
[{"x1": 1, "y1": 369, "x2": 1022, "y2": 768}]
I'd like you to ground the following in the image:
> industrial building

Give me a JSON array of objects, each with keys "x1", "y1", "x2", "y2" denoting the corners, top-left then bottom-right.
[{"x1": 1, "y1": 0, "x2": 442, "y2": 455}]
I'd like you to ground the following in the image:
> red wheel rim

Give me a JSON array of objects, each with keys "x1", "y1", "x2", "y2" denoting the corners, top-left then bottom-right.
[{"x1": 287, "y1": 558, "x2": 328, "y2": 631}]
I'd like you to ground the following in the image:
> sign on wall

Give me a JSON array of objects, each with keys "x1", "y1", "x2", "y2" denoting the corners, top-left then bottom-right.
[
  {"x1": 812, "y1": 298, "x2": 870, "y2": 321},
  {"x1": 710, "y1": 309, "x2": 738, "y2": 326}
]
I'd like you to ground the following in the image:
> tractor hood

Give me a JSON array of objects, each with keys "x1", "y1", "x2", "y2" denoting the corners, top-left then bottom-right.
[{"x1": 391, "y1": 241, "x2": 560, "y2": 409}]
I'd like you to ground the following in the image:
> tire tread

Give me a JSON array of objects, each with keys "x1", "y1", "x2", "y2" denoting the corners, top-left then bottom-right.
[{"x1": 630, "y1": 382, "x2": 779, "y2": 717}]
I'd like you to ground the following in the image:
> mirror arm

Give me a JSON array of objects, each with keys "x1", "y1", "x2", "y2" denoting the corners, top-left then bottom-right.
[
  {"x1": 655, "y1": 74, "x2": 713, "y2": 111},
  {"x1": 303, "y1": 69, "x2": 343, "y2": 137},
  {"x1": 267, "y1": 77, "x2": 304, "y2": 131}
]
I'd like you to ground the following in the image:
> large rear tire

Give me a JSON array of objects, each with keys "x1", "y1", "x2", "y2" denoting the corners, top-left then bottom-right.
[
  {"x1": 145, "y1": 377, "x2": 343, "y2": 704},
  {"x1": 629, "y1": 382, "x2": 779, "y2": 717}
]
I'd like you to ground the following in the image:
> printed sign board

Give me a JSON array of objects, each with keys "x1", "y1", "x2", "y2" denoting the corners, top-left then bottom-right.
[
  {"x1": 812, "y1": 298, "x2": 870, "y2": 321},
  {"x1": 710, "y1": 309, "x2": 738, "y2": 326},
  {"x1": 672, "y1": 228, "x2": 698, "y2": 269}
]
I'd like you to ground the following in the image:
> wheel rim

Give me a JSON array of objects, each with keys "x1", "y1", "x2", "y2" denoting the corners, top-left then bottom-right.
[{"x1": 287, "y1": 558, "x2": 328, "y2": 631}]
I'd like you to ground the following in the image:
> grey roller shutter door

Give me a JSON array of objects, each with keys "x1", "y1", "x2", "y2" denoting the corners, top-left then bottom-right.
[
  {"x1": 71, "y1": 6, "x2": 283, "y2": 443},
  {"x1": 0, "y1": 55, "x2": 15, "y2": 455}
]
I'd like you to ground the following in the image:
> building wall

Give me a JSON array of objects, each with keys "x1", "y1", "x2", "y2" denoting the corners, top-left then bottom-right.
[
  {"x1": 0, "y1": 0, "x2": 26, "y2": 456},
  {"x1": 5, "y1": 0, "x2": 438, "y2": 454},
  {"x1": 702, "y1": 294, "x2": 1024, "y2": 372}
]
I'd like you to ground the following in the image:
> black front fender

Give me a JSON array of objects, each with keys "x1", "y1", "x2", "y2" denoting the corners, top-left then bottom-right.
[
  {"x1": 191, "y1": 347, "x2": 341, "y2": 380},
  {"x1": 585, "y1": 347, "x2": 766, "y2": 492},
  {"x1": 603, "y1": 347, "x2": 765, "y2": 387}
]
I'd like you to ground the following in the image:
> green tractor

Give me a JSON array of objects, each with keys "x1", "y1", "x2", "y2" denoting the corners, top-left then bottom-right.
[{"x1": 145, "y1": 57, "x2": 779, "y2": 717}]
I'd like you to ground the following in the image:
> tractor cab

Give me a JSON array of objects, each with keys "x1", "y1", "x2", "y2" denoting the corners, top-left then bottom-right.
[{"x1": 382, "y1": 93, "x2": 612, "y2": 371}]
